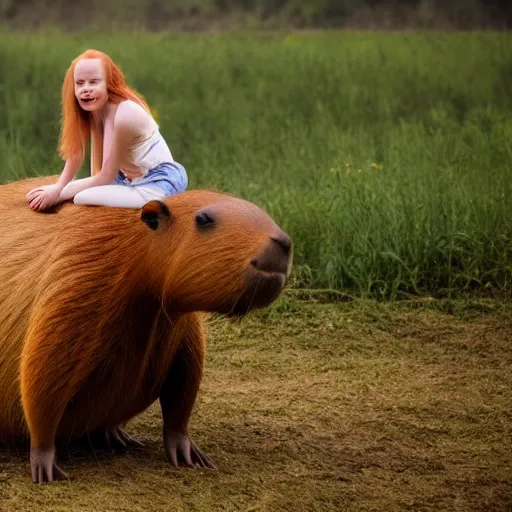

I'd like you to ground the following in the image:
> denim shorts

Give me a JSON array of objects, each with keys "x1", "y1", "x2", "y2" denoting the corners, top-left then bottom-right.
[{"x1": 115, "y1": 161, "x2": 188, "y2": 197}]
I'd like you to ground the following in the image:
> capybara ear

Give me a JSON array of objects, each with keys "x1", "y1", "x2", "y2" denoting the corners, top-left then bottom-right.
[{"x1": 140, "y1": 200, "x2": 171, "y2": 231}]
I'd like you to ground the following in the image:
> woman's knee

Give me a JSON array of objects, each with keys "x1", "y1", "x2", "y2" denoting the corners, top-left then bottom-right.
[
  {"x1": 73, "y1": 186, "x2": 147, "y2": 209},
  {"x1": 73, "y1": 188, "x2": 110, "y2": 206},
  {"x1": 73, "y1": 190, "x2": 92, "y2": 205}
]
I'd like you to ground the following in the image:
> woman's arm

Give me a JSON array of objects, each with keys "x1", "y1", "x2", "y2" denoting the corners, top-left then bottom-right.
[
  {"x1": 56, "y1": 155, "x2": 84, "y2": 191},
  {"x1": 26, "y1": 154, "x2": 83, "y2": 211},
  {"x1": 58, "y1": 116, "x2": 135, "y2": 201}
]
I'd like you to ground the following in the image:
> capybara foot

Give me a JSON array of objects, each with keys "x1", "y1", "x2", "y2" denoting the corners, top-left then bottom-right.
[
  {"x1": 103, "y1": 425, "x2": 144, "y2": 451},
  {"x1": 87, "y1": 425, "x2": 144, "y2": 452},
  {"x1": 30, "y1": 446, "x2": 69, "y2": 484},
  {"x1": 164, "y1": 431, "x2": 216, "y2": 469}
]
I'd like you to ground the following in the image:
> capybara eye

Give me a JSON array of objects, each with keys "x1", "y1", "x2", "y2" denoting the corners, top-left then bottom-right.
[{"x1": 195, "y1": 212, "x2": 215, "y2": 228}]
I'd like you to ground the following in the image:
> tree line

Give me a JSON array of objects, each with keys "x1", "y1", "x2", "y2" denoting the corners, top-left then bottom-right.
[{"x1": 1, "y1": 0, "x2": 511, "y2": 30}]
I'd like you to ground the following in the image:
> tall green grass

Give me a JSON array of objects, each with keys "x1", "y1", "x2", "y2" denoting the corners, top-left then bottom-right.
[{"x1": 1, "y1": 29, "x2": 511, "y2": 299}]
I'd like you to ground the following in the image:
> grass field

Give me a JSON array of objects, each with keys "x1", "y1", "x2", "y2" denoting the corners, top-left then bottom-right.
[
  {"x1": 1, "y1": 30, "x2": 512, "y2": 298},
  {"x1": 1, "y1": 297, "x2": 511, "y2": 511},
  {"x1": 1, "y1": 28, "x2": 511, "y2": 511}
]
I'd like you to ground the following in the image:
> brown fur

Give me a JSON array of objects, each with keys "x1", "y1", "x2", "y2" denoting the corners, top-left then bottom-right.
[{"x1": 0, "y1": 176, "x2": 291, "y2": 465}]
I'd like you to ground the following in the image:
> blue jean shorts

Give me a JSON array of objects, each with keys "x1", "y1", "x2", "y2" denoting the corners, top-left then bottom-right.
[{"x1": 115, "y1": 161, "x2": 188, "y2": 197}]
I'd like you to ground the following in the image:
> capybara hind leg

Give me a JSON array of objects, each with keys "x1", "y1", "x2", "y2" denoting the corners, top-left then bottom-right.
[
  {"x1": 86, "y1": 425, "x2": 144, "y2": 451},
  {"x1": 159, "y1": 333, "x2": 215, "y2": 469}
]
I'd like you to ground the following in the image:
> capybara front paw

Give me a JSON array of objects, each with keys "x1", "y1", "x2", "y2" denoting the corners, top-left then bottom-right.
[
  {"x1": 30, "y1": 446, "x2": 69, "y2": 484},
  {"x1": 164, "y1": 431, "x2": 216, "y2": 469}
]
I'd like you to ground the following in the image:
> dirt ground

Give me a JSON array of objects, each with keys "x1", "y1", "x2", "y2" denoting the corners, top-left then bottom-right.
[{"x1": 1, "y1": 297, "x2": 511, "y2": 511}]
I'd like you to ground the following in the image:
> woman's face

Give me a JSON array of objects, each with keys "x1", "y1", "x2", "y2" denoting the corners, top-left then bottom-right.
[{"x1": 73, "y1": 58, "x2": 108, "y2": 113}]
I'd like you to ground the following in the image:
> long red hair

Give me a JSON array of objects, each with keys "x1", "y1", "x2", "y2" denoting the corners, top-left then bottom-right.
[{"x1": 58, "y1": 49, "x2": 150, "y2": 175}]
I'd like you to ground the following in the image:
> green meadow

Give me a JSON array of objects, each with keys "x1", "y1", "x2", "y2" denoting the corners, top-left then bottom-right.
[
  {"x1": 1, "y1": 29, "x2": 511, "y2": 299},
  {"x1": 2, "y1": 299, "x2": 512, "y2": 511},
  {"x1": 1, "y1": 29, "x2": 512, "y2": 512}
]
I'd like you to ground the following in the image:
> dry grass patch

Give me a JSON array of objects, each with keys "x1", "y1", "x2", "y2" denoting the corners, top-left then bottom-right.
[{"x1": 1, "y1": 298, "x2": 511, "y2": 511}]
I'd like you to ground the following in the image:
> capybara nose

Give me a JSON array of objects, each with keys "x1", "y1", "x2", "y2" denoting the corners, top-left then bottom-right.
[
  {"x1": 271, "y1": 232, "x2": 292, "y2": 254},
  {"x1": 251, "y1": 230, "x2": 292, "y2": 275}
]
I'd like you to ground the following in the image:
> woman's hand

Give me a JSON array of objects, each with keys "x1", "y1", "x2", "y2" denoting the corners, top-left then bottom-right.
[{"x1": 26, "y1": 184, "x2": 63, "y2": 211}]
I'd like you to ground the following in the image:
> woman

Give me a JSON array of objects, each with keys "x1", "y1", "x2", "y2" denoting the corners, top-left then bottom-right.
[{"x1": 26, "y1": 49, "x2": 187, "y2": 211}]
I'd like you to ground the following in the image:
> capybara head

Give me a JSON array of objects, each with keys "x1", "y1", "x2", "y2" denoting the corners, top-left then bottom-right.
[{"x1": 139, "y1": 190, "x2": 292, "y2": 316}]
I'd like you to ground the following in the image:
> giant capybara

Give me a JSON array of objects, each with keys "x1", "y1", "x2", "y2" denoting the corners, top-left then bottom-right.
[{"x1": 0, "y1": 175, "x2": 292, "y2": 484}]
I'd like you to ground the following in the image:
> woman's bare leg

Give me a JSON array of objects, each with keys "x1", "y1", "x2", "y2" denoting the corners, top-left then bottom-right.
[{"x1": 72, "y1": 184, "x2": 166, "y2": 208}]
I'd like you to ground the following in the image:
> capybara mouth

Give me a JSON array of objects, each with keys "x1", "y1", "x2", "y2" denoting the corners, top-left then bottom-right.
[
  {"x1": 228, "y1": 270, "x2": 287, "y2": 317},
  {"x1": 226, "y1": 230, "x2": 292, "y2": 316}
]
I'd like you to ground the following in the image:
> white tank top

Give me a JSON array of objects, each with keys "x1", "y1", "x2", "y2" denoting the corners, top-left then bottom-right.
[
  {"x1": 129, "y1": 127, "x2": 174, "y2": 176},
  {"x1": 116, "y1": 100, "x2": 174, "y2": 180}
]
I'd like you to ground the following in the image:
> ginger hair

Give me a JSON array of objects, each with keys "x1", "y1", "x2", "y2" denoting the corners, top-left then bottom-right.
[{"x1": 58, "y1": 49, "x2": 151, "y2": 175}]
